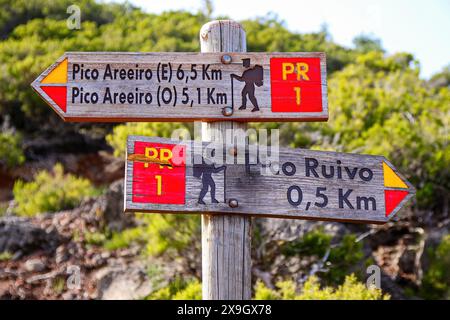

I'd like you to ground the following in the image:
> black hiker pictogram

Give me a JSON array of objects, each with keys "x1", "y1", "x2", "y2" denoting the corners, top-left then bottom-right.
[
  {"x1": 231, "y1": 58, "x2": 264, "y2": 112},
  {"x1": 193, "y1": 157, "x2": 226, "y2": 205}
]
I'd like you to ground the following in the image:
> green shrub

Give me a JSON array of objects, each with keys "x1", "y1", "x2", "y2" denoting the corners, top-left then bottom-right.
[
  {"x1": 173, "y1": 280, "x2": 202, "y2": 300},
  {"x1": 281, "y1": 228, "x2": 331, "y2": 257},
  {"x1": 0, "y1": 251, "x2": 13, "y2": 261},
  {"x1": 254, "y1": 274, "x2": 389, "y2": 300},
  {"x1": 106, "y1": 122, "x2": 191, "y2": 157},
  {"x1": 0, "y1": 202, "x2": 8, "y2": 216},
  {"x1": 0, "y1": 131, "x2": 25, "y2": 167},
  {"x1": 145, "y1": 275, "x2": 387, "y2": 300},
  {"x1": 84, "y1": 231, "x2": 108, "y2": 246},
  {"x1": 51, "y1": 277, "x2": 66, "y2": 294},
  {"x1": 325, "y1": 234, "x2": 364, "y2": 284},
  {"x1": 143, "y1": 214, "x2": 200, "y2": 256},
  {"x1": 103, "y1": 226, "x2": 146, "y2": 251},
  {"x1": 421, "y1": 235, "x2": 450, "y2": 299},
  {"x1": 279, "y1": 229, "x2": 364, "y2": 285},
  {"x1": 13, "y1": 164, "x2": 99, "y2": 216},
  {"x1": 146, "y1": 277, "x2": 201, "y2": 300},
  {"x1": 103, "y1": 214, "x2": 200, "y2": 256}
]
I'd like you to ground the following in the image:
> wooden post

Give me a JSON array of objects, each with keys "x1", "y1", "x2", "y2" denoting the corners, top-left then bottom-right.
[{"x1": 199, "y1": 20, "x2": 252, "y2": 300}]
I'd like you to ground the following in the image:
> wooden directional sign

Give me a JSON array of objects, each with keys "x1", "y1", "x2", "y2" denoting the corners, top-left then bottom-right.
[
  {"x1": 124, "y1": 136, "x2": 415, "y2": 224},
  {"x1": 31, "y1": 52, "x2": 327, "y2": 122}
]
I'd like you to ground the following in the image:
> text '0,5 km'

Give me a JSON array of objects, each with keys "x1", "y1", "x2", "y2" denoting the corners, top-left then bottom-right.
[{"x1": 125, "y1": 136, "x2": 415, "y2": 224}]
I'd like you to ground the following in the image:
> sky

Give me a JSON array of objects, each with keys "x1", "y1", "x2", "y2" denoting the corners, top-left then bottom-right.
[{"x1": 109, "y1": 0, "x2": 449, "y2": 78}]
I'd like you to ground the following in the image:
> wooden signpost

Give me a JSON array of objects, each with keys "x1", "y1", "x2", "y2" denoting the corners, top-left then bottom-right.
[
  {"x1": 32, "y1": 19, "x2": 415, "y2": 301},
  {"x1": 31, "y1": 52, "x2": 327, "y2": 122},
  {"x1": 124, "y1": 136, "x2": 415, "y2": 224}
]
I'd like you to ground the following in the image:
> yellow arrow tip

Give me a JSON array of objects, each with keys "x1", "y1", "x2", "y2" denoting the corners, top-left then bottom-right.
[
  {"x1": 383, "y1": 162, "x2": 408, "y2": 189},
  {"x1": 41, "y1": 58, "x2": 68, "y2": 84}
]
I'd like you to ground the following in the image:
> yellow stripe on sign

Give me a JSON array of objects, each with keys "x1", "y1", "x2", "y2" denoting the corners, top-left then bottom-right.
[
  {"x1": 41, "y1": 58, "x2": 68, "y2": 84},
  {"x1": 383, "y1": 162, "x2": 408, "y2": 189}
]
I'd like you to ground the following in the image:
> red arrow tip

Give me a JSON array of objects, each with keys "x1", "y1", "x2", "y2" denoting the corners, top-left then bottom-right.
[
  {"x1": 41, "y1": 86, "x2": 67, "y2": 113},
  {"x1": 385, "y1": 190, "x2": 409, "y2": 217}
]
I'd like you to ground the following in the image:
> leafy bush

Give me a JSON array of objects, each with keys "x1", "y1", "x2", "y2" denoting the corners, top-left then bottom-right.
[
  {"x1": 420, "y1": 235, "x2": 450, "y2": 299},
  {"x1": 281, "y1": 228, "x2": 331, "y2": 257},
  {"x1": 84, "y1": 231, "x2": 108, "y2": 246},
  {"x1": 254, "y1": 274, "x2": 389, "y2": 300},
  {"x1": 143, "y1": 214, "x2": 200, "y2": 256},
  {"x1": 0, "y1": 131, "x2": 25, "y2": 167},
  {"x1": 325, "y1": 234, "x2": 364, "y2": 284},
  {"x1": 0, "y1": 201, "x2": 8, "y2": 216},
  {"x1": 146, "y1": 277, "x2": 201, "y2": 300},
  {"x1": 106, "y1": 122, "x2": 191, "y2": 157},
  {"x1": 13, "y1": 164, "x2": 99, "y2": 216},
  {"x1": 103, "y1": 214, "x2": 200, "y2": 257},
  {"x1": 103, "y1": 226, "x2": 146, "y2": 251},
  {"x1": 0, "y1": 251, "x2": 12, "y2": 261},
  {"x1": 146, "y1": 275, "x2": 387, "y2": 300},
  {"x1": 280, "y1": 228, "x2": 364, "y2": 285}
]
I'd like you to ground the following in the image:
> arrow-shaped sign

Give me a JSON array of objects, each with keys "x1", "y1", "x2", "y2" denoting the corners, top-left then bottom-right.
[
  {"x1": 31, "y1": 52, "x2": 328, "y2": 122},
  {"x1": 124, "y1": 136, "x2": 415, "y2": 224}
]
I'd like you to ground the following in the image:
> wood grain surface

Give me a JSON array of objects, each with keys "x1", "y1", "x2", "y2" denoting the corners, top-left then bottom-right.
[
  {"x1": 31, "y1": 51, "x2": 327, "y2": 122},
  {"x1": 124, "y1": 135, "x2": 415, "y2": 224}
]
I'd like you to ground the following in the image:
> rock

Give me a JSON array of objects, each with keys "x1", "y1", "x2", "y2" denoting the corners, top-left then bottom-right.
[
  {"x1": 101, "y1": 179, "x2": 135, "y2": 232},
  {"x1": 0, "y1": 216, "x2": 62, "y2": 256},
  {"x1": 95, "y1": 260, "x2": 153, "y2": 300},
  {"x1": 399, "y1": 249, "x2": 418, "y2": 275},
  {"x1": 25, "y1": 259, "x2": 46, "y2": 272}
]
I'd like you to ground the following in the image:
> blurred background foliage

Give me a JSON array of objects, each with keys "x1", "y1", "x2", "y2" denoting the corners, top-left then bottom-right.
[{"x1": 0, "y1": 0, "x2": 448, "y2": 300}]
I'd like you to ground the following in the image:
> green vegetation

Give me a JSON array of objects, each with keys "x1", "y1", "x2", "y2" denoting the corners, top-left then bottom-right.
[
  {"x1": 0, "y1": 251, "x2": 13, "y2": 261},
  {"x1": 102, "y1": 214, "x2": 200, "y2": 257},
  {"x1": 103, "y1": 226, "x2": 146, "y2": 251},
  {"x1": 0, "y1": 202, "x2": 8, "y2": 216},
  {"x1": 145, "y1": 274, "x2": 388, "y2": 300},
  {"x1": 420, "y1": 235, "x2": 450, "y2": 299},
  {"x1": 51, "y1": 276, "x2": 66, "y2": 294},
  {"x1": 280, "y1": 228, "x2": 364, "y2": 285},
  {"x1": 106, "y1": 122, "x2": 191, "y2": 157},
  {"x1": 254, "y1": 274, "x2": 389, "y2": 300},
  {"x1": 0, "y1": 131, "x2": 25, "y2": 167},
  {"x1": 281, "y1": 228, "x2": 331, "y2": 257},
  {"x1": 13, "y1": 164, "x2": 99, "y2": 216},
  {"x1": 326, "y1": 234, "x2": 364, "y2": 284},
  {"x1": 145, "y1": 277, "x2": 202, "y2": 300},
  {"x1": 84, "y1": 231, "x2": 108, "y2": 246}
]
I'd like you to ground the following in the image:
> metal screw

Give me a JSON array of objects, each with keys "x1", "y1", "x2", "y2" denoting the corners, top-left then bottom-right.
[
  {"x1": 221, "y1": 54, "x2": 232, "y2": 64},
  {"x1": 228, "y1": 199, "x2": 239, "y2": 208},
  {"x1": 222, "y1": 106, "x2": 233, "y2": 116}
]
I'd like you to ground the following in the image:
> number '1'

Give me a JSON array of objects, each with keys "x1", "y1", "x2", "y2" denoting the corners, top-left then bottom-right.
[{"x1": 155, "y1": 175, "x2": 162, "y2": 195}]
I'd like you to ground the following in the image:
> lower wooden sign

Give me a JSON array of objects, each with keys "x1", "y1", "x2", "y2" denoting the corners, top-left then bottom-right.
[{"x1": 124, "y1": 136, "x2": 415, "y2": 224}]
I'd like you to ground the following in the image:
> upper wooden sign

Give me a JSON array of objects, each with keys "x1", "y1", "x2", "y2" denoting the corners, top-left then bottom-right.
[
  {"x1": 124, "y1": 136, "x2": 415, "y2": 224},
  {"x1": 31, "y1": 52, "x2": 327, "y2": 122}
]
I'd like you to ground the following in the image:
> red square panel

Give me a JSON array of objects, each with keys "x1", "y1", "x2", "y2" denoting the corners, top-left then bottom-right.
[
  {"x1": 132, "y1": 141, "x2": 186, "y2": 204},
  {"x1": 270, "y1": 57, "x2": 323, "y2": 112}
]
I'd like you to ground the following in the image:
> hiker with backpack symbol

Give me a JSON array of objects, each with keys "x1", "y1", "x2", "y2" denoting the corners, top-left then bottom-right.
[
  {"x1": 231, "y1": 58, "x2": 264, "y2": 112},
  {"x1": 193, "y1": 157, "x2": 226, "y2": 205}
]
